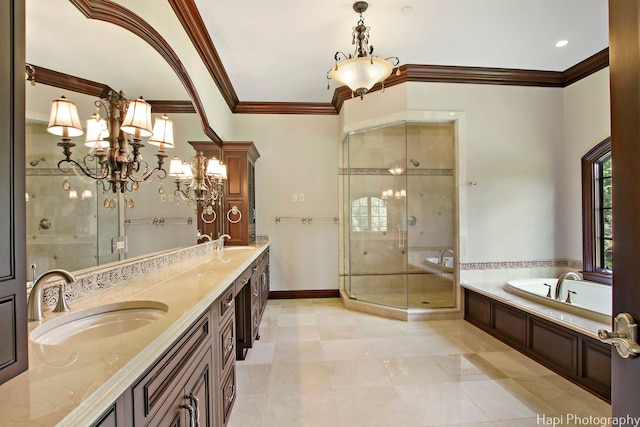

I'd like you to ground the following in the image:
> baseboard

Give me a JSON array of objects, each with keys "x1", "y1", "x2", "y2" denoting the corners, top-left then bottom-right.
[{"x1": 268, "y1": 289, "x2": 340, "y2": 299}]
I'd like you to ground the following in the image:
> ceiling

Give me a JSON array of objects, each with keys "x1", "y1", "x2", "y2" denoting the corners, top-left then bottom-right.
[{"x1": 26, "y1": 0, "x2": 609, "y2": 106}]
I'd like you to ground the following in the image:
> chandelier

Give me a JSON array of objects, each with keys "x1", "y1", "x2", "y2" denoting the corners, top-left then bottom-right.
[
  {"x1": 46, "y1": 91, "x2": 173, "y2": 194},
  {"x1": 327, "y1": 1, "x2": 400, "y2": 100},
  {"x1": 168, "y1": 152, "x2": 227, "y2": 207}
]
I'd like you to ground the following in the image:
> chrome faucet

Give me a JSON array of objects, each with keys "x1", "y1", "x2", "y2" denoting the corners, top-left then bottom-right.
[
  {"x1": 439, "y1": 248, "x2": 454, "y2": 266},
  {"x1": 198, "y1": 230, "x2": 213, "y2": 242},
  {"x1": 27, "y1": 269, "x2": 76, "y2": 321},
  {"x1": 218, "y1": 234, "x2": 231, "y2": 251},
  {"x1": 554, "y1": 272, "x2": 581, "y2": 301}
]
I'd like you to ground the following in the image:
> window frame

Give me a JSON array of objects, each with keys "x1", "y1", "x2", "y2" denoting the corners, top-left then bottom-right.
[
  {"x1": 351, "y1": 196, "x2": 388, "y2": 232},
  {"x1": 581, "y1": 137, "x2": 612, "y2": 285}
]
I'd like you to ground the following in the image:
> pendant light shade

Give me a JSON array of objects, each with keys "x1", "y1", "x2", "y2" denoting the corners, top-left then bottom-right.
[{"x1": 326, "y1": 2, "x2": 400, "y2": 100}]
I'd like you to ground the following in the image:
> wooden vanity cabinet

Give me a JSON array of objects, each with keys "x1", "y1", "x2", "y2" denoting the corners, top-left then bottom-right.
[
  {"x1": 90, "y1": 394, "x2": 129, "y2": 427},
  {"x1": 216, "y1": 285, "x2": 236, "y2": 427},
  {"x1": 235, "y1": 250, "x2": 270, "y2": 360},
  {"x1": 87, "y1": 248, "x2": 268, "y2": 427},
  {"x1": 132, "y1": 311, "x2": 214, "y2": 427}
]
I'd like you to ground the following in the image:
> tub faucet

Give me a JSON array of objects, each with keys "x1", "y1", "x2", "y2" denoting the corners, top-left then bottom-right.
[
  {"x1": 27, "y1": 269, "x2": 76, "y2": 321},
  {"x1": 439, "y1": 249, "x2": 454, "y2": 266},
  {"x1": 554, "y1": 272, "x2": 581, "y2": 301}
]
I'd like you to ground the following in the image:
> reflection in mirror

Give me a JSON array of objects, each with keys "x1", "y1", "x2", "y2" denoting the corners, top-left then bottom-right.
[
  {"x1": 26, "y1": 120, "x2": 119, "y2": 273},
  {"x1": 25, "y1": 83, "x2": 210, "y2": 278}
]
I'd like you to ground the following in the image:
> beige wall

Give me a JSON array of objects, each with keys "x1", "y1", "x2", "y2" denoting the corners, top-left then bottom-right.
[
  {"x1": 559, "y1": 69, "x2": 611, "y2": 261},
  {"x1": 231, "y1": 75, "x2": 610, "y2": 292},
  {"x1": 232, "y1": 114, "x2": 340, "y2": 291}
]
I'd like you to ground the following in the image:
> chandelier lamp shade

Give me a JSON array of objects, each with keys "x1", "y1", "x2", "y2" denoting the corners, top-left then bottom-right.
[
  {"x1": 169, "y1": 151, "x2": 227, "y2": 207},
  {"x1": 46, "y1": 91, "x2": 173, "y2": 194},
  {"x1": 327, "y1": 1, "x2": 400, "y2": 100}
]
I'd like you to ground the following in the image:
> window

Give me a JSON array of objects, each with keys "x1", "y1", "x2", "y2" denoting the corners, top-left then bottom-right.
[
  {"x1": 581, "y1": 137, "x2": 612, "y2": 284},
  {"x1": 351, "y1": 197, "x2": 388, "y2": 232}
]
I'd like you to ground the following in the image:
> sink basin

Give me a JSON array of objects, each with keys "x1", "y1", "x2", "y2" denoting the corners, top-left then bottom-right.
[
  {"x1": 30, "y1": 300, "x2": 168, "y2": 346},
  {"x1": 223, "y1": 246, "x2": 255, "y2": 251}
]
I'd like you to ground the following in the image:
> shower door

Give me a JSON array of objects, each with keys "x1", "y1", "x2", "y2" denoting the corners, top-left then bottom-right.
[{"x1": 342, "y1": 121, "x2": 455, "y2": 310}]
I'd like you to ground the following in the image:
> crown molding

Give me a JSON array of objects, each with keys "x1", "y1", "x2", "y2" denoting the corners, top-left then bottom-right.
[
  {"x1": 68, "y1": 0, "x2": 222, "y2": 145},
  {"x1": 562, "y1": 48, "x2": 609, "y2": 86},
  {"x1": 28, "y1": 65, "x2": 196, "y2": 114},
  {"x1": 30, "y1": 65, "x2": 112, "y2": 99},
  {"x1": 60, "y1": 1, "x2": 611, "y2": 118},
  {"x1": 146, "y1": 100, "x2": 196, "y2": 114},
  {"x1": 168, "y1": 0, "x2": 239, "y2": 111},
  {"x1": 234, "y1": 102, "x2": 337, "y2": 115}
]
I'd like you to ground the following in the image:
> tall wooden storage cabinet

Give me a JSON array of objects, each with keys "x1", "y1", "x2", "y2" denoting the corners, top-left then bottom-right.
[
  {"x1": 188, "y1": 141, "x2": 259, "y2": 246},
  {"x1": 222, "y1": 142, "x2": 259, "y2": 246}
]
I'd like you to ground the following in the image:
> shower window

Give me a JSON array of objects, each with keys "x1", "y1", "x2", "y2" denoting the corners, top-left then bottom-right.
[
  {"x1": 582, "y1": 137, "x2": 612, "y2": 284},
  {"x1": 351, "y1": 196, "x2": 388, "y2": 232}
]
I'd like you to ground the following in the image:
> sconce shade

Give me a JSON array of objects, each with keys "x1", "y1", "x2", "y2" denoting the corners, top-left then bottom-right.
[
  {"x1": 182, "y1": 162, "x2": 194, "y2": 179},
  {"x1": 148, "y1": 114, "x2": 175, "y2": 148},
  {"x1": 218, "y1": 163, "x2": 228, "y2": 180},
  {"x1": 47, "y1": 96, "x2": 84, "y2": 138},
  {"x1": 169, "y1": 156, "x2": 184, "y2": 177},
  {"x1": 330, "y1": 57, "x2": 393, "y2": 97},
  {"x1": 120, "y1": 97, "x2": 153, "y2": 138},
  {"x1": 205, "y1": 158, "x2": 218, "y2": 176},
  {"x1": 213, "y1": 161, "x2": 228, "y2": 179},
  {"x1": 84, "y1": 113, "x2": 110, "y2": 148}
]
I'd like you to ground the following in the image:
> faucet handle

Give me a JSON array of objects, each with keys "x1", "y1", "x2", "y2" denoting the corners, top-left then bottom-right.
[
  {"x1": 565, "y1": 290, "x2": 577, "y2": 304},
  {"x1": 53, "y1": 283, "x2": 70, "y2": 313},
  {"x1": 543, "y1": 283, "x2": 552, "y2": 298}
]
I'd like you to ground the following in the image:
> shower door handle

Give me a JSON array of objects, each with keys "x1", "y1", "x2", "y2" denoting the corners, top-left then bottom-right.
[{"x1": 398, "y1": 228, "x2": 405, "y2": 249}]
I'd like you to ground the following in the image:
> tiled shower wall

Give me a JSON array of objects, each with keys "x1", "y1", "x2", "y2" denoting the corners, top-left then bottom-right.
[{"x1": 340, "y1": 122, "x2": 455, "y2": 303}]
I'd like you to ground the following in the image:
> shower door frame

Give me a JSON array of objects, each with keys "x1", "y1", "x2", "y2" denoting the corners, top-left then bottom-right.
[{"x1": 341, "y1": 118, "x2": 459, "y2": 312}]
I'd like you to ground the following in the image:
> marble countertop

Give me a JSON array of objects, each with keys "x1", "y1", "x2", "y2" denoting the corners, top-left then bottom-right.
[
  {"x1": 0, "y1": 241, "x2": 269, "y2": 427},
  {"x1": 460, "y1": 280, "x2": 611, "y2": 339}
]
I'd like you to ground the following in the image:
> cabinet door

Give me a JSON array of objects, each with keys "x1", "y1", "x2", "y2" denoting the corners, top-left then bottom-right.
[
  {"x1": 185, "y1": 348, "x2": 214, "y2": 427},
  {"x1": 147, "y1": 348, "x2": 213, "y2": 427},
  {"x1": 90, "y1": 394, "x2": 130, "y2": 427},
  {"x1": 0, "y1": 0, "x2": 28, "y2": 386}
]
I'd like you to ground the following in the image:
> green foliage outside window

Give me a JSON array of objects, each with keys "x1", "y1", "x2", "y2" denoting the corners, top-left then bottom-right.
[{"x1": 599, "y1": 154, "x2": 612, "y2": 270}]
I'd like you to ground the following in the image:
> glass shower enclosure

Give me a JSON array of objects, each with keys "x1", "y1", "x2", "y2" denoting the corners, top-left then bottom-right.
[{"x1": 340, "y1": 121, "x2": 456, "y2": 310}]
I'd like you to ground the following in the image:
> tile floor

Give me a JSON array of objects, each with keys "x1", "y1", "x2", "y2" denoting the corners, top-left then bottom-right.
[{"x1": 227, "y1": 298, "x2": 611, "y2": 427}]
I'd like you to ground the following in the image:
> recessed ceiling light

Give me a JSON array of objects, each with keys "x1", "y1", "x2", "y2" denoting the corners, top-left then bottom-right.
[
  {"x1": 401, "y1": 6, "x2": 413, "y2": 14},
  {"x1": 555, "y1": 40, "x2": 569, "y2": 48}
]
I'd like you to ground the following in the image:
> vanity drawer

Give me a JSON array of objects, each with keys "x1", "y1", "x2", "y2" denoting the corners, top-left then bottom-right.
[
  {"x1": 218, "y1": 285, "x2": 235, "y2": 323},
  {"x1": 234, "y1": 267, "x2": 251, "y2": 296},
  {"x1": 219, "y1": 315, "x2": 235, "y2": 376},
  {"x1": 132, "y1": 310, "x2": 212, "y2": 425},
  {"x1": 220, "y1": 367, "x2": 237, "y2": 426}
]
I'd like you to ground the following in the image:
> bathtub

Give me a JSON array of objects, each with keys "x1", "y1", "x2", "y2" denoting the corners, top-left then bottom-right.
[{"x1": 504, "y1": 278, "x2": 611, "y2": 324}]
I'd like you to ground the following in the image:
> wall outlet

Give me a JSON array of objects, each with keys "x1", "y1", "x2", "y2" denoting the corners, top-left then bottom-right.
[
  {"x1": 299, "y1": 193, "x2": 305, "y2": 202},
  {"x1": 292, "y1": 193, "x2": 298, "y2": 202},
  {"x1": 160, "y1": 194, "x2": 167, "y2": 202}
]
